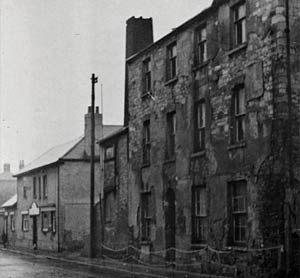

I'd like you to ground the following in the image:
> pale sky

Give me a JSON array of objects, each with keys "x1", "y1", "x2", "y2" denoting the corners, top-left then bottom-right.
[{"x1": 0, "y1": 0, "x2": 212, "y2": 173}]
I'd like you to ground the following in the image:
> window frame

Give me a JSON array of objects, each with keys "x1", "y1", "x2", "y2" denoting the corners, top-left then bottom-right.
[
  {"x1": 232, "y1": 2, "x2": 247, "y2": 47},
  {"x1": 166, "y1": 111, "x2": 176, "y2": 160},
  {"x1": 142, "y1": 58, "x2": 152, "y2": 95},
  {"x1": 104, "y1": 144, "x2": 115, "y2": 162},
  {"x1": 142, "y1": 120, "x2": 151, "y2": 165},
  {"x1": 228, "y1": 180, "x2": 247, "y2": 245},
  {"x1": 43, "y1": 175, "x2": 48, "y2": 199},
  {"x1": 196, "y1": 26, "x2": 207, "y2": 64},
  {"x1": 194, "y1": 100, "x2": 206, "y2": 152},
  {"x1": 166, "y1": 42, "x2": 177, "y2": 81},
  {"x1": 23, "y1": 186, "x2": 28, "y2": 199},
  {"x1": 231, "y1": 84, "x2": 246, "y2": 144},
  {"x1": 22, "y1": 214, "x2": 29, "y2": 232},
  {"x1": 41, "y1": 210, "x2": 56, "y2": 233},
  {"x1": 192, "y1": 184, "x2": 207, "y2": 243},
  {"x1": 10, "y1": 214, "x2": 15, "y2": 232},
  {"x1": 33, "y1": 177, "x2": 37, "y2": 199},
  {"x1": 38, "y1": 176, "x2": 42, "y2": 200}
]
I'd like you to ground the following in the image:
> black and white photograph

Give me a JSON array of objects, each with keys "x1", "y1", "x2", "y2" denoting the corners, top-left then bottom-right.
[{"x1": 0, "y1": 0, "x2": 299, "y2": 277}]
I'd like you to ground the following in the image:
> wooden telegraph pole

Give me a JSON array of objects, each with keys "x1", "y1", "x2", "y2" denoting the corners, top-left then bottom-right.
[{"x1": 90, "y1": 73, "x2": 98, "y2": 258}]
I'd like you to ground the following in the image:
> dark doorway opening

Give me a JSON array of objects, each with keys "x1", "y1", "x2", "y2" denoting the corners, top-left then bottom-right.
[
  {"x1": 32, "y1": 216, "x2": 37, "y2": 249},
  {"x1": 165, "y1": 187, "x2": 176, "y2": 262}
]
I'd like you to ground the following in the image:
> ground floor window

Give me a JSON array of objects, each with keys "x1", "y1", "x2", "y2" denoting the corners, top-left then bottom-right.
[
  {"x1": 22, "y1": 214, "x2": 29, "y2": 232},
  {"x1": 41, "y1": 211, "x2": 56, "y2": 233},
  {"x1": 229, "y1": 180, "x2": 247, "y2": 244},
  {"x1": 10, "y1": 214, "x2": 15, "y2": 232},
  {"x1": 141, "y1": 184, "x2": 151, "y2": 241},
  {"x1": 192, "y1": 185, "x2": 207, "y2": 243},
  {"x1": 104, "y1": 191, "x2": 114, "y2": 223}
]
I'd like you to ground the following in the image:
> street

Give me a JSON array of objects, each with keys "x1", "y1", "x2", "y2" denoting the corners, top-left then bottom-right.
[{"x1": 0, "y1": 250, "x2": 137, "y2": 278}]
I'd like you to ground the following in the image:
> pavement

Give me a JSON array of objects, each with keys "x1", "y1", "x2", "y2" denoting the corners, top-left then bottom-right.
[{"x1": 0, "y1": 245, "x2": 233, "y2": 278}]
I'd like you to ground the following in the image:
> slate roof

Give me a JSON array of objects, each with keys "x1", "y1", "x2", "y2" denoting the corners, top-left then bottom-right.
[
  {"x1": 1, "y1": 194, "x2": 17, "y2": 208},
  {"x1": 15, "y1": 125, "x2": 121, "y2": 177},
  {"x1": 15, "y1": 137, "x2": 83, "y2": 177}
]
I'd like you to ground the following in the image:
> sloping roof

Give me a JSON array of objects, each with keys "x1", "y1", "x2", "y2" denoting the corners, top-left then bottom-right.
[
  {"x1": 15, "y1": 125, "x2": 122, "y2": 177},
  {"x1": 1, "y1": 194, "x2": 17, "y2": 208},
  {"x1": 98, "y1": 126, "x2": 128, "y2": 144},
  {"x1": 15, "y1": 137, "x2": 83, "y2": 176},
  {"x1": 103, "y1": 125, "x2": 123, "y2": 136}
]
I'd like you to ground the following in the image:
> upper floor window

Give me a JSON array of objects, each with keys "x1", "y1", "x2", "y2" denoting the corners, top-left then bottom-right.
[
  {"x1": 232, "y1": 85, "x2": 245, "y2": 143},
  {"x1": 197, "y1": 27, "x2": 207, "y2": 64},
  {"x1": 232, "y1": 2, "x2": 246, "y2": 47},
  {"x1": 166, "y1": 43, "x2": 177, "y2": 81},
  {"x1": 43, "y1": 175, "x2": 48, "y2": 199},
  {"x1": 23, "y1": 186, "x2": 28, "y2": 199},
  {"x1": 192, "y1": 185, "x2": 207, "y2": 243},
  {"x1": 166, "y1": 112, "x2": 176, "y2": 159},
  {"x1": 194, "y1": 100, "x2": 206, "y2": 152},
  {"x1": 229, "y1": 180, "x2": 247, "y2": 244},
  {"x1": 38, "y1": 177, "x2": 42, "y2": 199},
  {"x1": 142, "y1": 120, "x2": 150, "y2": 165},
  {"x1": 104, "y1": 145, "x2": 115, "y2": 161},
  {"x1": 143, "y1": 58, "x2": 151, "y2": 94},
  {"x1": 33, "y1": 177, "x2": 37, "y2": 199}
]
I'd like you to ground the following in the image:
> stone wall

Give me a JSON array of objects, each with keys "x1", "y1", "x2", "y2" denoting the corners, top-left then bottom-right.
[{"x1": 125, "y1": 0, "x2": 300, "y2": 276}]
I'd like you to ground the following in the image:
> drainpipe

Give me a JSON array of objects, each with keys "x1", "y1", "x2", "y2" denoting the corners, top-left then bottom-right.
[
  {"x1": 57, "y1": 165, "x2": 60, "y2": 252},
  {"x1": 284, "y1": 0, "x2": 292, "y2": 276}
]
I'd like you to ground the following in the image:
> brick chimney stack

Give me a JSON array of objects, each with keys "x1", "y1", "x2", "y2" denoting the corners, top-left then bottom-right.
[
  {"x1": 126, "y1": 16, "x2": 153, "y2": 59},
  {"x1": 124, "y1": 16, "x2": 153, "y2": 125},
  {"x1": 84, "y1": 106, "x2": 102, "y2": 156},
  {"x1": 3, "y1": 163, "x2": 10, "y2": 172}
]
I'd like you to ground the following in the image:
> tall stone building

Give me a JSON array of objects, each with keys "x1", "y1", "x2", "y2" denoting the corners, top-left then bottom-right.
[{"x1": 121, "y1": 0, "x2": 300, "y2": 276}]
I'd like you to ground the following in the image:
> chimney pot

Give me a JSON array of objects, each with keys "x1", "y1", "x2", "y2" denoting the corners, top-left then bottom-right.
[
  {"x1": 96, "y1": 106, "x2": 99, "y2": 114},
  {"x1": 88, "y1": 106, "x2": 92, "y2": 113},
  {"x1": 3, "y1": 163, "x2": 10, "y2": 172}
]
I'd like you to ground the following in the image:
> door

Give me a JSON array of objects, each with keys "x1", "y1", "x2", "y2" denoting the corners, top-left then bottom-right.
[
  {"x1": 32, "y1": 216, "x2": 37, "y2": 249},
  {"x1": 165, "y1": 188, "x2": 176, "y2": 262}
]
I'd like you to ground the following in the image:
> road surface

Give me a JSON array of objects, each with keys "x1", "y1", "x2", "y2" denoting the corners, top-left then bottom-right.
[{"x1": 0, "y1": 249, "x2": 137, "y2": 278}]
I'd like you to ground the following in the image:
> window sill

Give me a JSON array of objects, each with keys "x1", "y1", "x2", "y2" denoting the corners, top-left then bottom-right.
[
  {"x1": 192, "y1": 61, "x2": 209, "y2": 72},
  {"x1": 163, "y1": 158, "x2": 176, "y2": 165},
  {"x1": 164, "y1": 76, "x2": 178, "y2": 86},
  {"x1": 227, "y1": 141, "x2": 246, "y2": 150},
  {"x1": 228, "y1": 43, "x2": 247, "y2": 57},
  {"x1": 141, "y1": 240, "x2": 151, "y2": 245},
  {"x1": 141, "y1": 162, "x2": 150, "y2": 169},
  {"x1": 190, "y1": 243, "x2": 207, "y2": 250},
  {"x1": 191, "y1": 150, "x2": 206, "y2": 158},
  {"x1": 23, "y1": 230, "x2": 29, "y2": 233}
]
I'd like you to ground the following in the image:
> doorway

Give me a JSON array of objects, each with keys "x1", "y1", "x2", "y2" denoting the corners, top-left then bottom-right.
[
  {"x1": 32, "y1": 216, "x2": 37, "y2": 249},
  {"x1": 165, "y1": 187, "x2": 176, "y2": 262}
]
